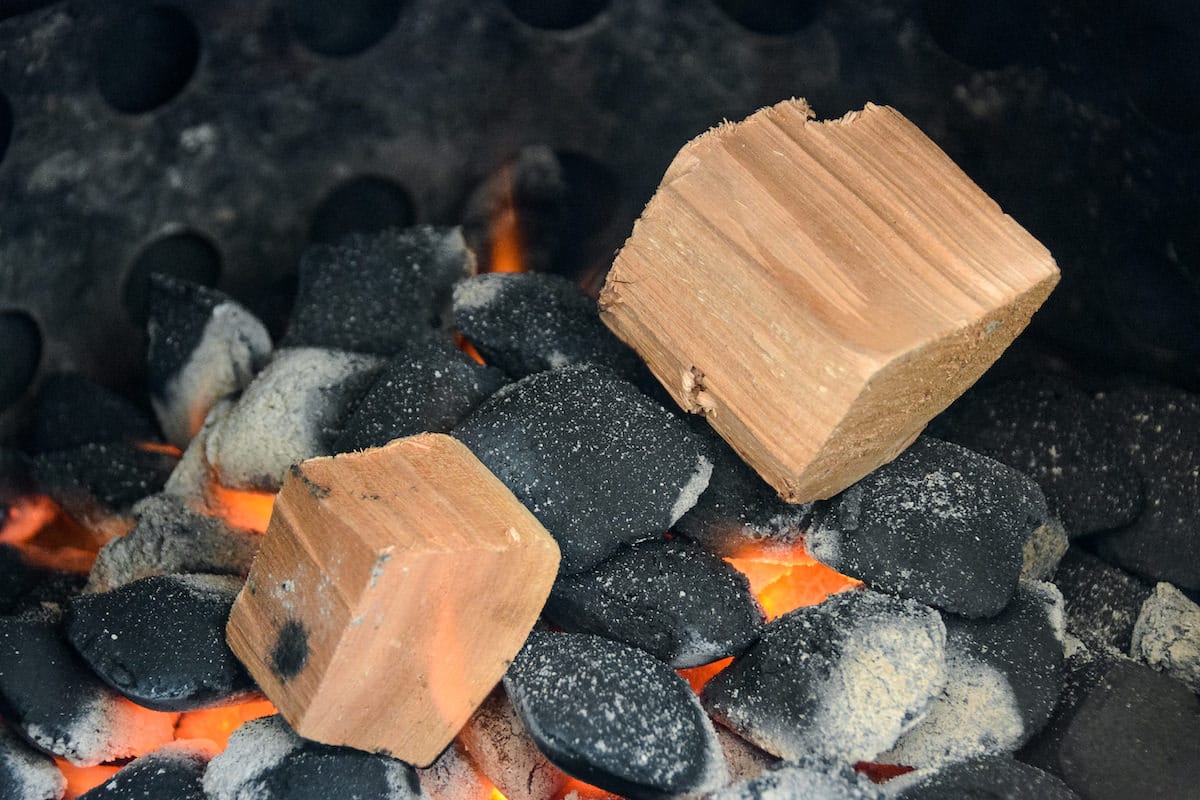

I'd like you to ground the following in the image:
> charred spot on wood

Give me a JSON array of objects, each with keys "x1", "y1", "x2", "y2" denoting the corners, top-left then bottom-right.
[
  {"x1": 270, "y1": 619, "x2": 310, "y2": 681},
  {"x1": 289, "y1": 465, "x2": 331, "y2": 499}
]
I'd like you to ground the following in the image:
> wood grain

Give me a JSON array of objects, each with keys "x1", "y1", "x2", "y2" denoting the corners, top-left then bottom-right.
[
  {"x1": 225, "y1": 433, "x2": 560, "y2": 766},
  {"x1": 600, "y1": 99, "x2": 1059, "y2": 502}
]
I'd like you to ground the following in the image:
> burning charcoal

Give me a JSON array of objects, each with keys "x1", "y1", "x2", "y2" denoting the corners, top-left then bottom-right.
[
  {"x1": 882, "y1": 756, "x2": 1079, "y2": 800},
  {"x1": 27, "y1": 373, "x2": 160, "y2": 455},
  {"x1": 674, "y1": 425, "x2": 813, "y2": 558},
  {"x1": 928, "y1": 376, "x2": 1142, "y2": 536},
  {"x1": 713, "y1": 727, "x2": 777, "y2": 787},
  {"x1": 416, "y1": 740, "x2": 492, "y2": 800},
  {"x1": 78, "y1": 739, "x2": 217, "y2": 800},
  {"x1": 545, "y1": 539, "x2": 763, "y2": 668},
  {"x1": 458, "y1": 689, "x2": 568, "y2": 800},
  {"x1": 0, "y1": 546, "x2": 87, "y2": 615},
  {"x1": 454, "y1": 364, "x2": 712, "y2": 574},
  {"x1": 1130, "y1": 581, "x2": 1200, "y2": 693},
  {"x1": 1021, "y1": 518, "x2": 1069, "y2": 582},
  {"x1": 205, "y1": 347, "x2": 382, "y2": 491},
  {"x1": 1089, "y1": 385, "x2": 1200, "y2": 589},
  {"x1": 503, "y1": 630, "x2": 727, "y2": 799},
  {"x1": 66, "y1": 574, "x2": 256, "y2": 711},
  {"x1": 806, "y1": 437, "x2": 1046, "y2": 618},
  {"x1": 0, "y1": 723, "x2": 66, "y2": 800},
  {"x1": 332, "y1": 333, "x2": 507, "y2": 453},
  {"x1": 1053, "y1": 548, "x2": 1153, "y2": 653},
  {"x1": 451, "y1": 272, "x2": 637, "y2": 378},
  {"x1": 0, "y1": 607, "x2": 177, "y2": 765},
  {"x1": 202, "y1": 715, "x2": 423, "y2": 800},
  {"x1": 85, "y1": 494, "x2": 258, "y2": 594},
  {"x1": 706, "y1": 760, "x2": 884, "y2": 800},
  {"x1": 880, "y1": 582, "x2": 1065, "y2": 768},
  {"x1": 702, "y1": 589, "x2": 946, "y2": 763},
  {"x1": 145, "y1": 274, "x2": 273, "y2": 448},
  {"x1": 1018, "y1": 660, "x2": 1200, "y2": 800},
  {"x1": 284, "y1": 226, "x2": 472, "y2": 354}
]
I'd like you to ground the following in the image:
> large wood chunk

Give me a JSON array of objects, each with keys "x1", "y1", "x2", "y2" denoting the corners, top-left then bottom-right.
[
  {"x1": 600, "y1": 99, "x2": 1060, "y2": 502},
  {"x1": 225, "y1": 433, "x2": 560, "y2": 766}
]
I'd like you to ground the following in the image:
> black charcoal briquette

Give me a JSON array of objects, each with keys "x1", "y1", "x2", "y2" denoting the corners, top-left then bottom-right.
[
  {"x1": 28, "y1": 373, "x2": 161, "y2": 455},
  {"x1": 1053, "y1": 548, "x2": 1153, "y2": 653},
  {"x1": 883, "y1": 756, "x2": 1079, "y2": 800},
  {"x1": 79, "y1": 740, "x2": 215, "y2": 799}
]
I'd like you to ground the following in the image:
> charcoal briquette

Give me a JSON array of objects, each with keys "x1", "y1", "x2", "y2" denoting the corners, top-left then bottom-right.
[
  {"x1": 701, "y1": 589, "x2": 947, "y2": 763},
  {"x1": 416, "y1": 739, "x2": 494, "y2": 800},
  {"x1": 502, "y1": 630, "x2": 726, "y2": 800},
  {"x1": 882, "y1": 756, "x2": 1079, "y2": 800},
  {"x1": 284, "y1": 226, "x2": 471, "y2": 354},
  {"x1": 27, "y1": 373, "x2": 160, "y2": 456},
  {"x1": 31, "y1": 441, "x2": 179, "y2": 521},
  {"x1": 454, "y1": 364, "x2": 711, "y2": 574},
  {"x1": 203, "y1": 715, "x2": 423, "y2": 800},
  {"x1": 78, "y1": 739, "x2": 216, "y2": 800},
  {"x1": 1053, "y1": 548, "x2": 1153, "y2": 654},
  {"x1": 0, "y1": 545, "x2": 86, "y2": 615},
  {"x1": 1021, "y1": 518, "x2": 1070, "y2": 582},
  {"x1": 145, "y1": 274, "x2": 273, "y2": 448},
  {"x1": 66, "y1": 574, "x2": 255, "y2": 711},
  {"x1": 1130, "y1": 581, "x2": 1200, "y2": 693},
  {"x1": 458, "y1": 688, "x2": 568, "y2": 800},
  {"x1": 332, "y1": 333, "x2": 507, "y2": 452},
  {"x1": 705, "y1": 759, "x2": 884, "y2": 800},
  {"x1": 807, "y1": 437, "x2": 1046, "y2": 618},
  {"x1": 545, "y1": 539, "x2": 763, "y2": 668},
  {"x1": 0, "y1": 723, "x2": 65, "y2": 800},
  {"x1": 451, "y1": 272, "x2": 637, "y2": 378}
]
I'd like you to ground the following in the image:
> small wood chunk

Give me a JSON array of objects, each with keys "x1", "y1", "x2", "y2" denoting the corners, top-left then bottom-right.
[
  {"x1": 600, "y1": 99, "x2": 1060, "y2": 502},
  {"x1": 225, "y1": 433, "x2": 560, "y2": 766}
]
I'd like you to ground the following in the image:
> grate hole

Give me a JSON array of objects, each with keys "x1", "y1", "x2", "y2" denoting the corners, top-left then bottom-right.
[
  {"x1": 712, "y1": 0, "x2": 825, "y2": 35},
  {"x1": 503, "y1": 0, "x2": 608, "y2": 30},
  {"x1": 124, "y1": 230, "x2": 222, "y2": 326},
  {"x1": 0, "y1": 91, "x2": 11, "y2": 166},
  {"x1": 922, "y1": 0, "x2": 1042, "y2": 70},
  {"x1": 95, "y1": 5, "x2": 201, "y2": 114},
  {"x1": 0, "y1": 310, "x2": 42, "y2": 411},
  {"x1": 309, "y1": 175, "x2": 416, "y2": 244},
  {"x1": 288, "y1": 0, "x2": 404, "y2": 57}
]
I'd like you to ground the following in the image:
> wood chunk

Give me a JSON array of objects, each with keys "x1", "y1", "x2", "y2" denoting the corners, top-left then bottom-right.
[
  {"x1": 225, "y1": 434, "x2": 560, "y2": 766},
  {"x1": 600, "y1": 99, "x2": 1060, "y2": 502}
]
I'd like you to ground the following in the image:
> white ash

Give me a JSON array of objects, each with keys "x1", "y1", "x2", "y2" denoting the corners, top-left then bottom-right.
[
  {"x1": 458, "y1": 689, "x2": 567, "y2": 800},
  {"x1": 416, "y1": 740, "x2": 493, "y2": 800},
  {"x1": 1131, "y1": 582, "x2": 1200, "y2": 693},
  {"x1": 25, "y1": 692, "x2": 178, "y2": 767},
  {"x1": 205, "y1": 348, "x2": 382, "y2": 491},
  {"x1": 163, "y1": 400, "x2": 234, "y2": 505},
  {"x1": 452, "y1": 273, "x2": 505, "y2": 312},
  {"x1": 85, "y1": 493, "x2": 259, "y2": 593},
  {"x1": 202, "y1": 715, "x2": 297, "y2": 799},
  {"x1": 152, "y1": 301, "x2": 273, "y2": 449},
  {"x1": 704, "y1": 760, "x2": 884, "y2": 800},
  {"x1": 1021, "y1": 517, "x2": 1070, "y2": 582},
  {"x1": 670, "y1": 454, "x2": 713, "y2": 525},
  {"x1": 713, "y1": 726, "x2": 778, "y2": 787},
  {"x1": 0, "y1": 723, "x2": 66, "y2": 800}
]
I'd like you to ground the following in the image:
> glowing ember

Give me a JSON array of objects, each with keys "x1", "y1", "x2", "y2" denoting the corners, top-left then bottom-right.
[
  {"x1": 456, "y1": 332, "x2": 487, "y2": 365},
  {"x1": 55, "y1": 759, "x2": 119, "y2": 799},
  {"x1": 488, "y1": 167, "x2": 527, "y2": 275},
  {"x1": 725, "y1": 543, "x2": 861, "y2": 621},
  {"x1": 556, "y1": 776, "x2": 620, "y2": 799},
  {"x1": 174, "y1": 699, "x2": 277, "y2": 750},
  {"x1": 134, "y1": 441, "x2": 184, "y2": 458},
  {"x1": 1, "y1": 494, "x2": 59, "y2": 546},
  {"x1": 490, "y1": 789, "x2": 508, "y2": 800},
  {"x1": 1, "y1": 495, "x2": 100, "y2": 573},
  {"x1": 678, "y1": 657, "x2": 734, "y2": 694},
  {"x1": 206, "y1": 483, "x2": 275, "y2": 533}
]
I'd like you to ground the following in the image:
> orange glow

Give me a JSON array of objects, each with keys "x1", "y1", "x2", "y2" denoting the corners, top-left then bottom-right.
[
  {"x1": 1, "y1": 495, "x2": 100, "y2": 573},
  {"x1": 134, "y1": 441, "x2": 184, "y2": 457},
  {"x1": 174, "y1": 699, "x2": 277, "y2": 750},
  {"x1": 490, "y1": 789, "x2": 509, "y2": 800},
  {"x1": 855, "y1": 761, "x2": 915, "y2": 783},
  {"x1": 55, "y1": 759, "x2": 119, "y2": 799},
  {"x1": 207, "y1": 484, "x2": 275, "y2": 533},
  {"x1": 487, "y1": 167, "x2": 527, "y2": 274},
  {"x1": 456, "y1": 333, "x2": 487, "y2": 365},
  {"x1": 726, "y1": 543, "x2": 861, "y2": 621},
  {"x1": 555, "y1": 777, "x2": 619, "y2": 799},
  {"x1": 0, "y1": 495, "x2": 58, "y2": 546},
  {"x1": 677, "y1": 657, "x2": 733, "y2": 694}
]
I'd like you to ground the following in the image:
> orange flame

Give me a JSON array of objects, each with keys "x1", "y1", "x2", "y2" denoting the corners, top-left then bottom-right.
[
  {"x1": 677, "y1": 657, "x2": 734, "y2": 694},
  {"x1": 55, "y1": 760, "x2": 120, "y2": 799},
  {"x1": 456, "y1": 333, "x2": 487, "y2": 366},
  {"x1": 725, "y1": 543, "x2": 861, "y2": 621},
  {"x1": 1, "y1": 495, "x2": 101, "y2": 573},
  {"x1": 134, "y1": 441, "x2": 184, "y2": 458},
  {"x1": 487, "y1": 167, "x2": 527, "y2": 274},
  {"x1": 206, "y1": 484, "x2": 275, "y2": 534}
]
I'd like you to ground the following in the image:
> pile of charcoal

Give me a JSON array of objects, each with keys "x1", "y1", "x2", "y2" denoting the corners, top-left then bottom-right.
[{"x1": 1, "y1": 226, "x2": 1197, "y2": 800}]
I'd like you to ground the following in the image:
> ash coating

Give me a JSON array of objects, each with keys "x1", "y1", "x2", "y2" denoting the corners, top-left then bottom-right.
[
  {"x1": 1053, "y1": 548, "x2": 1153, "y2": 654},
  {"x1": 451, "y1": 272, "x2": 638, "y2": 378},
  {"x1": 702, "y1": 589, "x2": 947, "y2": 763},
  {"x1": 883, "y1": 755, "x2": 1079, "y2": 800},
  {"x1": 545, "y1": 539, "x2": 764, "y2": 668},
  {"x1": 706, "y1": 759, "x2": 884, "y2": 800},
  {"x1": 0, "y1": 722, "x2": 65, "y2": 800},
  {"x1": 79, "y1": 739, "x2": 215, "y2": 800},
  {"x1": 453, "y1": 364, "x2": 710, "y2": 574},
  {"x1": 1131, "y1": 581, "x2": 1200, "y2": 693},
  {"x1": 503, "y1": 630, "x2": 726, "y2": 799},
  {"x1": 270, "y1": 619, "x2": 310, "y2": 681},
  {"x1": 807, "y1": 436, "x2": 1046, "y2": 618}
]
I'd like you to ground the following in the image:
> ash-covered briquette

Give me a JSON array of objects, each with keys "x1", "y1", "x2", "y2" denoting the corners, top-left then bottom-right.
[
  {"x1": 453, "y1": 364, "x2": 712, "y2": 574},
  {"x1": 86, "y1": 494, "x2": 259, "y2": 594},
  {"x1": 26, "y1": 373, "x2": 161, "y2": 456},
  {"x1": 458, "y1": 689, "x2": 568, "y2": 800},
  {"x1": 0, "y1": 607, "x2": 177, "y2": 765},
  {"x1": 1053, "y1": 548, "x2": 1153, "y2": 653},
  {"x1": 0, "y1": 545, "x2": 86, "y2": 615},
  {"x1": 713, "y1": 727, "x2": 777, "y2": 787},
  {"x1": 502, "y1": 630, "x2": 727, "y2": 800},
  {"x1": 674, "y1": 424, "x2": 813, "y2": 558},
  {"x1": 701, "y1": 589, "x2": 947, "y2": 764},
  {"x1": 66, "y1": 574, "x2": 256, "y2": 711},
  {"x1": 1089, "y1": 385, "x2": 1200, "y2": 590},
  {"x1": 145, "y1": 274, "x2": 273, "y2": 448},
  {"x1": 806, "y1": 437, "x2": 1046, "y2": 618},
  {"x1": 545, "y1": 539, "x2": 763, "y2": 668},
  {"x1": 283, "y1": 226, "x2": 472, "y2": 355},
  {"x1": 1131, "y1": 581, "x2": 1200, "y2": 693},
  {"x1": 78, "y1": 739, "x2": 216, "y2": 800},
  {"x1": 451, "y1": 272, "x2": 637, "y2": 378},
  {"x1": 205, "y1": 347, "x2": 383, "y2": 491},
  {"x1": 881, "y1": 756, "x2": 1079, "y2": 800},
  {"x1": 704, "y1": 759, "x2": 884, "y2": 800},
  {"x1": 928, "y1": 376, "x2": 1142, "y2": 536},
  {"x1": 1021, "y1": 518, "x2": 1070, "y2": 582},
  {"x1": 881, "y1": 582, "x2": 1065, "y2": 768},
  {"x1": 202, "y1": 715, "x2": 423, "y2": 800},
  {"x1": 0, "y1": 723, "x2": 65, "y2": 800},
  {"x1": 416, "y1": 740, "x2": 493, "y2": 800},
  {"x1": 332, "y1": 333, "x2": 507, "y2": 453}
]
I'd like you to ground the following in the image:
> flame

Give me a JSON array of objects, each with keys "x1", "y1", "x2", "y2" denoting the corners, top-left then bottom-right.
[
  {"x1": 1, "y1": 495, "x2": 101, "y2": 573},
  {"x1": 456, "y1": 333, "x2": 487, "y2": 366},
  {"x1": 725, "y1": 543, "x2": 861, "y2": 621},
  {"x1": 490, "y1": 790, "x2": 508, "y2": 800},
  {"x1": 487, "y1": 167, "x2": 527, "y2": 274},
  {"x1": 206, "y1": 484, "x2": 276, "y2": 533},
  {"x1": 134, "y1": 441, "x2": 184, "y2": 457},
  {"x1": 677, "y1": 657, "x2": 734, "y2": 694},
  {"x1": 0, "y1": 495, "x2": 59, "y2": 546},
  {"x1": 55, "y1": 759, "x2": 120, "y2": 799},
  {"x1": 174, "y1": 699, "x2": 277, "y2": 750}
]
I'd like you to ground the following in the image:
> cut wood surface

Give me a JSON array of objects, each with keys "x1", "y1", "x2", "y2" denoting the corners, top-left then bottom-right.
[
  {"x1": 600, "y1": 99, "x2": 1060, "y2": 502},
  {"x1": 225, "y1": 433, "x2": 560, "y2": 766}
]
